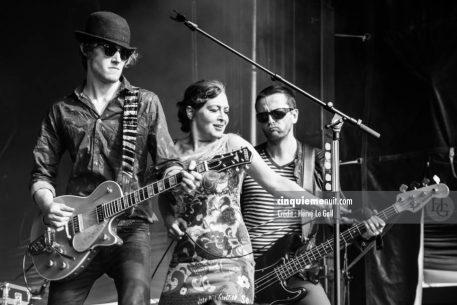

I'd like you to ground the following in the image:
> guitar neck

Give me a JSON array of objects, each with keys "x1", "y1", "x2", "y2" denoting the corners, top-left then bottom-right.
[
  {"x1": 275, "y1": 204, "x2": 398, "y2": 280},
  {"x1": 97, "y1": 162, "x2": 208, "y2": 221}
]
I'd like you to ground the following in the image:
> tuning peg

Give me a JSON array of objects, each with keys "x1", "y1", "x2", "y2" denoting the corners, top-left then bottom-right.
[
  {"x1": 399, "y1": 184, "x2": 408, "y2": 193},
  {"x1": 432, "y1": 175, "x2": 440, "y2": 184}
]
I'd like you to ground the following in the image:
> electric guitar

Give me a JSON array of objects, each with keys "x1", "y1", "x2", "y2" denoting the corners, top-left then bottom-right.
[
  {"x1": 254, "y1": 183, "x2": 449, "y2": 305},
  {"x1": 28, "y1": 148, "x2": 252, "y2": 281}
]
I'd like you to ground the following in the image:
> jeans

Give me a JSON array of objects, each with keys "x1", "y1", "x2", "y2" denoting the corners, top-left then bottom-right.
[{"x1": 47, "y1": 222, "x2": 153, "y2": 305}]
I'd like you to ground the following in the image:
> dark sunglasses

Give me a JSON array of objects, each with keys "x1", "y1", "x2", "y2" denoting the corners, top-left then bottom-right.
[
  {"x1": 98, "y1": 43, "x2": 134, "y2": 61},
  {"x1": 256, "y1": 108, "x2": 295, "y2": 123}
]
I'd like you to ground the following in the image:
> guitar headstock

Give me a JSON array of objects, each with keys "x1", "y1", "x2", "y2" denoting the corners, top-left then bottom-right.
[
  {"x1": 207, "y1": 147, "x2": 252, "y2": 172},
  {"x1": 395, "y1": 183, "x2": 450, "y2": 213}
]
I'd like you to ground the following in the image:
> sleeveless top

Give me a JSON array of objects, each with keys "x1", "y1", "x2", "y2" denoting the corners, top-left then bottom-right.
[
  {"x1": 241, "y1": 147, "x2": 301, "y2": 259},
  {"x1": 159, "y1": 134, "x2": 254, "y2": 305}
]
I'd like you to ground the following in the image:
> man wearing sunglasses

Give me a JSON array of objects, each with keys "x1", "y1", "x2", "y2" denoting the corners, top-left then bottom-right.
[
  {"x1": 241, "y1": 85, "x2": 384, "y2": 305},
  {"x1": 30, "y1": 11, "x2": 200, "y2": 305}
]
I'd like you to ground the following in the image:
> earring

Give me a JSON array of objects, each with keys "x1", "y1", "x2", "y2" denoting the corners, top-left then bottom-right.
[{"x1": 186, "y1": 106, "x2": 194, "y2": 120}]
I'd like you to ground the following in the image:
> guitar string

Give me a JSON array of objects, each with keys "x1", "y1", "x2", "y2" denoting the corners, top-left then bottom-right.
[
  {"x1": 69, "y1": 152, "x2": 248, "y2": 239},
  {"x1": 75, "y1": 149, "x2": 250, "y2": 225},
  {"x1": 30, "y1": 152, "x2": 248, "y2": 282},
  {"x1": 275, "y1": 207, "x2": 398, "y2": 276},
  {"x1": 255, "y1": 189, "x2": 436, "y2": 289},
  {"x1": 275, "y1": 208, "x2": 396, "y2": 278},
  {"x1": 256, "y1": 218, "x2": 393, "y2": 292},
  {"x1": 255, "y1": 221, "x2": 366, "y2": 288},
  {"x1": 96, "y1": 153, "x2": 245, "y2": 219},
  {"x1": 255, "y1": 207, "x2": 399, "y2": 292}
]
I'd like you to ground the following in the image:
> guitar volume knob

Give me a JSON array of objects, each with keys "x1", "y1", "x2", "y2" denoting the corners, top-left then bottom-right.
[
  {"x1": 59, "y1": 262, "x2": 67, "y2": 269},
  {"x1": 47, "y1": 260, "x2": 55, "y2": 268}
]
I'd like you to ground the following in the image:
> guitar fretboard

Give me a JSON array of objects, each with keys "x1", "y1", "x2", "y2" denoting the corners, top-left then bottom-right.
[
  {"x1": 96, "y1": 162, "x2": 208, "y2": 222},
  {"x1": 273, "y1": 205, "x2": 399, "y2": 281}
]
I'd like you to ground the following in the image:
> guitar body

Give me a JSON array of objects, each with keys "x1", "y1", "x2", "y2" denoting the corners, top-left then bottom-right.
[
  {"x1": 30, "y1": 181, "x2": 124, "y2": 281},
  {"x1": 255, "y1": 234, "x2": 307, "y2": 305},
  {"x1": 26, "y1": 148, "x2": 253, "y2": 281}
]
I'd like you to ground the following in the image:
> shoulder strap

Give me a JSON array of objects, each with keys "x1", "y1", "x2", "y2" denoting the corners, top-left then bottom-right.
[
  {"x1": 300, "y1": 142, "x2": 318, "y2": 241},
  {"x1": 300, "y1": 143, "x2": 316, "y2": 192},
  {"x1": 119, "y1": 88, "x2": 140, "y2": 181}
]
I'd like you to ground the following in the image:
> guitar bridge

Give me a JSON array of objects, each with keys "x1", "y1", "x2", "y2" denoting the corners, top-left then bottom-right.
[{"x1": 28, "y1": 235, "x2": 47, "y2": 256}]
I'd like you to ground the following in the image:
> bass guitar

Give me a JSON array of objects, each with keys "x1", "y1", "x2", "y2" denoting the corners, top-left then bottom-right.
[
  {"x1": 28, "y1": 148, "x2": 252, "y2": 281},
  {"x1": 254, "y1": 183, "x2": 449, "y2": 305}
]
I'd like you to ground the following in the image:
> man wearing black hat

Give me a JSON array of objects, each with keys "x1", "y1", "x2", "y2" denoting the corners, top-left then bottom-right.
[{"x1": 30, "y1": 11, "x2": 200, "y2": 305}]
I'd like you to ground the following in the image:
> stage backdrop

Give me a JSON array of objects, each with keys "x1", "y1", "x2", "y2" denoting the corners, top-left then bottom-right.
[
  {"x1": 1, "y1": 1, "x2": 456, "y2": 305},
  {"x1": 336, "y1": 1, "x2": 457, "y2": 304}
]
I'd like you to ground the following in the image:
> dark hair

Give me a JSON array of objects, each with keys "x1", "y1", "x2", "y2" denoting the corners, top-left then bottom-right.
[
  {"x1": 177, "y1": 80, "x2": 226, "y2": 132},
  {"x1": 255, "y1": 84, "x2": 296, "y2": 109},
  {"x1": 79, "y1": 41, "x2": 139, "y2": 70}
]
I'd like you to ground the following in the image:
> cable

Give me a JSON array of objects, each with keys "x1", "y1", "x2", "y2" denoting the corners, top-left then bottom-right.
[
  {"x1": 151, "y1": 239, "x2": 175, "y2": 280},
  {"x1": 22, "y1": 249, "x2": 49, "y2": 296}
]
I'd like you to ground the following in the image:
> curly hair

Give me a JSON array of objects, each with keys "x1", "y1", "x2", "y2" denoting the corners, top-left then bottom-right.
[{"x1": 177, "y1": 80, "x2": 226, "y2": 133}]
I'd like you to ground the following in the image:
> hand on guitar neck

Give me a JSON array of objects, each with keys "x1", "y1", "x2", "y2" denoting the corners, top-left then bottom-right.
[
  {"x1": 163, "y1": 160, "x2": 203, "y2": 194},
  {"x1": 361, "y1": 213, "x2": 385, "y2": 239},
  {"x1": 29, "y1": 147, "x2": 252, "y2": 281}
]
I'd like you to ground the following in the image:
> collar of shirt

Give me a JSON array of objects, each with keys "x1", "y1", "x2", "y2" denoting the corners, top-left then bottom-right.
[{"x1": 73, "y1": 76, "x2": 136, "y2": 106}]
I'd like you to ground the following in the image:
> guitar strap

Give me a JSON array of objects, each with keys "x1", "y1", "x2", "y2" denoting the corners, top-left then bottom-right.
[
  {"x1": 300, "y1": 143, "x2": 318, "y2": 242},
  {"x1": 118, "y1": 88, "x2": 140, "y2": 190},
  {"x1": 300, "y1": 143, "x2": 315, "y2": 192}
]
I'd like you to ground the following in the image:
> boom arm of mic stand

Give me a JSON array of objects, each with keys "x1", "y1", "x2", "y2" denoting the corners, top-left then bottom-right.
[{"x1": 170, "y1": 10, "x2": 381, "y2": 139}]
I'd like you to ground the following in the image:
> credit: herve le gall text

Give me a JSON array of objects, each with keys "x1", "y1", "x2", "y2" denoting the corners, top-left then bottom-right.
[{"x1": 277, "y1": 208, "x2": 336, "y2": 218}]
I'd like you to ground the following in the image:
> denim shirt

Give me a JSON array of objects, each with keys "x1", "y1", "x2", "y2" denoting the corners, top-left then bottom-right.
[{"x1": 30, "y1": 77, "x2": 179, "y2": 222}]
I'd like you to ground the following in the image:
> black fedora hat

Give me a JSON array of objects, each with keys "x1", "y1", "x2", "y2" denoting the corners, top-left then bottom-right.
[{"x1": 75, "y1": 11, "x2": 136, "y2": 50}]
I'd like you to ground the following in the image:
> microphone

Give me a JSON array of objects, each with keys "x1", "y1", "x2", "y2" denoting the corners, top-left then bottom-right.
[
  {"x1": 170, "y1": 10, "x2": 198, "y2": 31},
  {"x1": 170, "y1": 10, "x2": 187, "y2": 22}
]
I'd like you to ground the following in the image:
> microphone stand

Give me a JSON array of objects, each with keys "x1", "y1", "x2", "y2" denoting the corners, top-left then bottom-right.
[
  {"x1": 326, "y1": 116, "x2": 343, "y2": 304},
  {"x1": 170, "y1": 11, "x2": 381, "y2": 305}
]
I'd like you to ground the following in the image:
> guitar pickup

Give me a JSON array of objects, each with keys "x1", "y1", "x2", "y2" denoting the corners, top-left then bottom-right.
[{"x1": 71, "y1": 214, "x2": 84, "y2": 235}]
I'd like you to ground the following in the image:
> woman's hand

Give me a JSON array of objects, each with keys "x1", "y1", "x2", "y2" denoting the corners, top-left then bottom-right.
[
  {"x1": 165, "y1": 215, "x2": 187, "y2": 240},
  {"x1": 164, "y1": 161, "x2": 202, "y2": 194}
]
